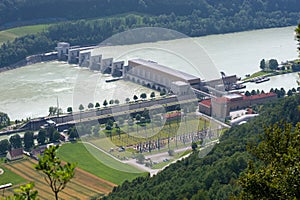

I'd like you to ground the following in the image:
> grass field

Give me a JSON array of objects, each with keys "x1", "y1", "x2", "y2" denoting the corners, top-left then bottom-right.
[
  {"x1": 0, "y1": 165, "x2": 26, "y2": 185},
  {"x1": 57, "y1": 142, "x2": 146, "y2": 185},
  {"x1": 0, "y1": 24, "x2": 50, "y2": 44},
  {"x1": 2, "y1": 158, "x2": 115, "y2": 199}
]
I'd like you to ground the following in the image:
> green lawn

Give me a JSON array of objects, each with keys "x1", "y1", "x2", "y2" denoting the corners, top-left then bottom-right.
[
  {"x1": 0, "y1": 165, "x2": 26, "y2": 185},
  {"x1": 0, "y1": 24, "x2": 50, "y2": 44},
  {"x1": 57, "y1": 142, "x2": 146, "y2": 185}
]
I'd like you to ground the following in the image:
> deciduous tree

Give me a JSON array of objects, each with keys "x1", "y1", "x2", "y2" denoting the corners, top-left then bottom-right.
[
  {"x1": 0, "y1": 139, "x2": 10, "y2": 154},
  {"x1": 37, "y1": 129, "x2": 47, "y2": 145},
  {"x1": 35, "y1": 145, "x2": 76, "y2": 200},
  {"x1": 9, "y1": 134, "x2": 22, "y2": 149},
  {"x1": 24, "y1": 131, "x2": 34, "y2": 150},
  {"x1": 239, "y1": 122, "x2": 300, "y2": 199}
]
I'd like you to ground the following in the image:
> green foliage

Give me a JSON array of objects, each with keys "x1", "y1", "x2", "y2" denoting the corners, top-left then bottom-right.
[
  {"x1": 150, "y1": 91, "x2": 155, "y2": 98},
  {"x1": 78, "y1": 104, "x2": 84, "y2": 111},
  {"x1": 13, "y1": 182, "x2": 39, "y2": 200},
  {"x1": 191, "y1": 142, "x2": 198, "y2": 151},
  {"x1": 140, "y1": 93, "x2": 147, "y2": 99},
  {"x1": 37, "y1": 129, "x2": 46, "y2": 145},
  {"x1": 238, "y1": 122, "x2": 300, "y2": 199},
  {"x1": 87, "y1": 102, "x2": 94, "y2": 109},
  {"x1": 23, "y1": 131, "x2": 34, "y2": 150},
  {"x1": 0, "y1": 139, "x2": 9, "y2": 154},
  {"x1": 35, "y1": 145, "x2": 76, "y2": 200},
  {"x1": 135, "y1": 153, "x2": 145, "y2": 164},
  {"x1": 103, "y1": 99, "x2": 108, "y2": 107},
  {"x1": 269, "y1": 59, "x2": 279, "y2": 70},
  {"x1": 260, "y1": 59, "x2": 266, "y2": 70},
  {"x1": 48, "y1": 106, "x2": 61, "y2": 116},
  {"x1": 67, "y1": 106, "x2": 72, "y2": 113},
  {"x1": 0, "y1": 1, "x2": 299, "y2": 68},
  {"x1": 9, "y1": 134, "x2": 22, "y2": 149}
]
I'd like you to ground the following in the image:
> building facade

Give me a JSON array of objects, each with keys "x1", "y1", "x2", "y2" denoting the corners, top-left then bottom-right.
[
  {"x1": 199, "y1": 92, "x2": 277, "y2": 121},
  {"x1": 124, "y1": 59, "x2": 202, "y2": 94}
]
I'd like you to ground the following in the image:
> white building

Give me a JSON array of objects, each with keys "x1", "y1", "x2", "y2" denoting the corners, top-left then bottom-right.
[{"x1": 124, "y1": 59, "x2": 202, "y2": 92}]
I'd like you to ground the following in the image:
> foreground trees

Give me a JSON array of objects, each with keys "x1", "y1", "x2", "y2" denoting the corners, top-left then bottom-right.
[
  {"x1": 239, "y1": 122, "x2": 300, "y2": 199},
  {"x1": 35, "y1": 145, "x2": 76, "y2": 200}
]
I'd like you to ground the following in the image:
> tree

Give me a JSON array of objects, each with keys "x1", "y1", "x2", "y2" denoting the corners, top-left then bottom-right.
[
  {"x1": 0, "y1": 139, "x2": 10, "y2": 154},
  {"x1": 48, "y1": 127, "x2": 60, "y2": 142},
  {"x1": 35, "y1": 145, "x2": 76, "y2": 200},
  {"x1": 150, "y1": 91, "x2": 155, "y2": 99},
  {"x1": 87, "y1": 103, "x2": 94, "y2": 109},
  {"x1": 37, "y1": 129, "x2": 47, "y2": 145},
  {"x1": 9, "y1": 134, "x2": 22, "y2": 149},
  {"x1": 95, "y1": 102, "x2": 100, "y2": 109},
  {"x1": 103, "y1": 99, "x2": 108, "y2": 107},
  {"x1": 24, "y1": 131, "x2": 34, "y2": 150},
  {"x1": 140, "y1": 93, "x2": 147, "y2": 100},
  {"x1": 287, "y1": 89, "x2": 293, "y2": 96},
  {"x1": 48, "y1": 107, "x2": 62, "y2": 116},
  {"x1": 245, "y1": 91, "x2": 251, "y2": 96},
  {"x1": 136, "y1": 153, "x2": 145, "y2": 164},
  {"x1": 0, "y1": 112, "x2": 10, "y2": 128},
  {"x1": 133, "y1": 95, "x2": 138, "y2": 101},
  {"x1": 67, "y1": 107, "x2": 73, "y2": 113},
  {"x1": 68, "y1": 127, "x2": 79, "y2": 140},
  {"x1": 250, "y1": 90, "x2": 256, "y2": 96},
  {"x1": 259, "y1": 59, "x2": 266, "y2": 70},
  {"x1": 135, "y1": 114, "x2": 141, "y2": 121},
  {"x1": 192, "y1": 142, "x2": 198, "y2": 151},
  {"x1": 268, "y1": 59, "x2": 279, "y2": 70},
  {"x1": 115, "y1": 99, "x2": 120, "y2": 105},
  {"x1": 160, "y1": 90, "x2": 166, "y2": 96},
  {"x1": 79, "y1": 104, "x2": 84, "y2": 111},
  {"x1": 125, "y1": 98, "x2": 130, "y2": 103},
  {"x1": 239, "y1": 122, "x2": 300, "y2": 199},
  {"x1": 109, "y1": 99, "x2": 114, "y2": 105}
]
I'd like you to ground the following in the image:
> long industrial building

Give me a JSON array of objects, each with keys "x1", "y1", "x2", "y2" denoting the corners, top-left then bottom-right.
[{"x1": 124, "y1": 59, "x2": 202, "y2": 95}]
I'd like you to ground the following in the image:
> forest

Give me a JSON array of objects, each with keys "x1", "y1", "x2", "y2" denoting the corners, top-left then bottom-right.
[
  {"x1": 0, "y1": 0, "x2": 299, "y2": 29},
  {"x1": 103, "y1": 94, "x2": 300, "y2": 199},
  {"x1": 0, "y1": 0, "x2": 300, "y2": 68}
]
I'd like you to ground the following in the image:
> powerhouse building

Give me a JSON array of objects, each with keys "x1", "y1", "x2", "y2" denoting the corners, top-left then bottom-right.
[
  {"x1": 199, "y1": 92, "x2": 277, "y2": 121},
  {"x1": 124, "y1": 59, "x2": 202, "y2": 95}
]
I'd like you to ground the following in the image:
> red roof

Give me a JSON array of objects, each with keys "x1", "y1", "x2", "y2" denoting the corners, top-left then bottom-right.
[
  {"x1": 164, "y1": 112, "x2": 181, "y2": 119},
  {"x1": 199, "y1": 99, "x2": 211, "y2": 107},
  {"x1": 244, "y1": 92, "x2": 277, "y2": 100}
]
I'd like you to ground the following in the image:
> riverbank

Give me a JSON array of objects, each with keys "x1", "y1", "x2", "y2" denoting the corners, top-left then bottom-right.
[{"x1": 242, "y1": 59, "x2": 300, "y2": 83}]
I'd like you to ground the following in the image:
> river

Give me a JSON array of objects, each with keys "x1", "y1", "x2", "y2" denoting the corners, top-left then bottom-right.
[{"x1": 0, "y1": 26, "x2": 299, "y2": 120}]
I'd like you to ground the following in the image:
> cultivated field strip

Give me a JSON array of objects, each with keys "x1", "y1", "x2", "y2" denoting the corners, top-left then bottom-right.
[{"x1": 4, "y1": 159, "x2": 115, "y2": 199}]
